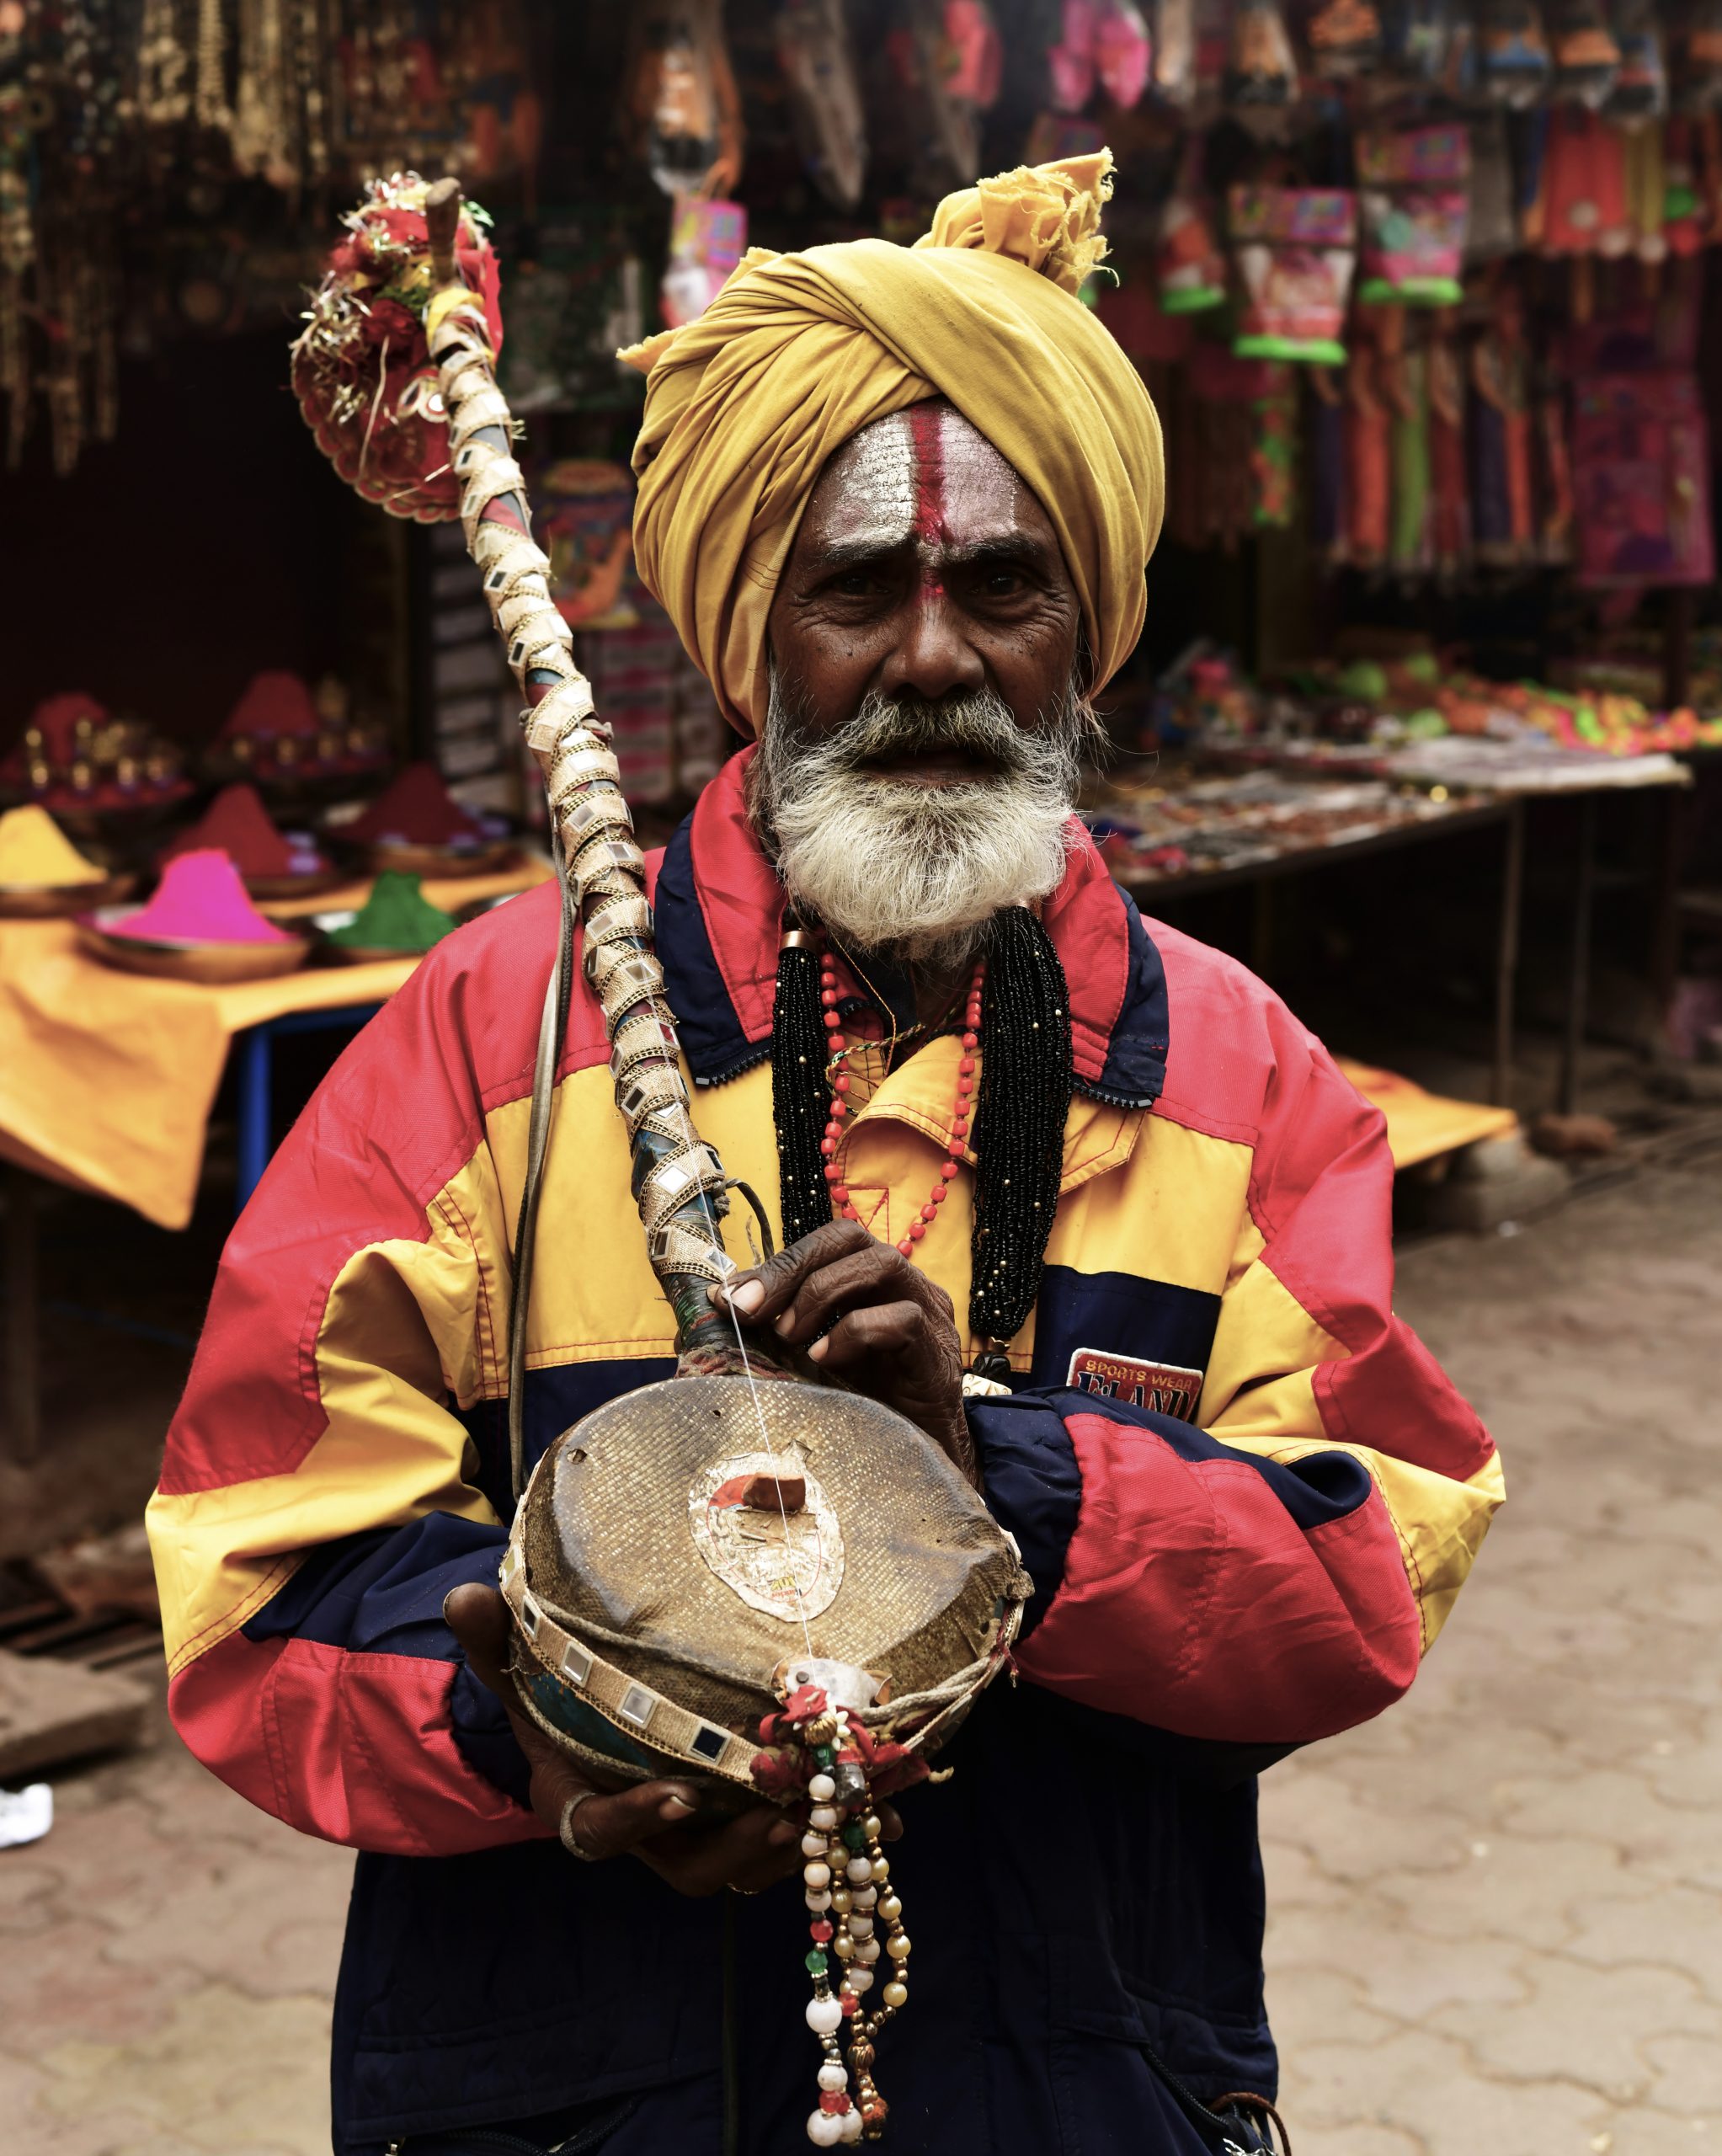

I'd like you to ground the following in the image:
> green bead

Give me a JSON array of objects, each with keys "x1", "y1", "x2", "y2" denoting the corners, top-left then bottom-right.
[
  {"x1": 805, "y1": 1950, "x2": 829, "y2": 1977},
  {"x1": 843, "y1": 1822, "x2": 866, "y2": 1852},
  {"x1": 813, "y1": 1744, "x2": 837, "y2": 1767}
]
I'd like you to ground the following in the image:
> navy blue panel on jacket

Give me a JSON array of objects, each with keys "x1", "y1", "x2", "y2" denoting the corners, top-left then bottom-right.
[
  {"x1": 1027, "y1": 1264, "x2": 1222, "y2": 1401},
  {"x1": 329, "y1": 1678, "x2": 1276, "y2": 2154}
]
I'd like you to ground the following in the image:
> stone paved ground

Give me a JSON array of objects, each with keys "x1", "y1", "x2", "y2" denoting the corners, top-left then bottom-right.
[{"x1": 3, "y1": 1156, "x2": 1719, "y2": 2155}]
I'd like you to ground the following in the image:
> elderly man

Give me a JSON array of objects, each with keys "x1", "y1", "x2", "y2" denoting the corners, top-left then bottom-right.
[{"x1": 148, "y1": 158, "x2": 1501, "y2": 2156}]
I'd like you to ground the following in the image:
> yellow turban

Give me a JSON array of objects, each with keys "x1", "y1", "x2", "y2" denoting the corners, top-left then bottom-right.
[{"x1": 621, "y1": 152, "x2": 1164, "y2": 736}]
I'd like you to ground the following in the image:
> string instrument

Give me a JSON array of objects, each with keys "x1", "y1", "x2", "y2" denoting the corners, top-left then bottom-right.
[{"x1": 296, "y1": 172, "x2": 1030, "y2": 2147}]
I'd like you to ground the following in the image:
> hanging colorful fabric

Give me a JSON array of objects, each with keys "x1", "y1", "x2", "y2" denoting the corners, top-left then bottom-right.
[
  {"x1": 1427, "y1": 323, "x2": 1470, "y2": 576},
  {"x1": 1229, "y1": 185, "x2": 1357, "y2": 361},
  {"x1": 1570, "y1": 372, "x2": 1714, "y2": 586}
]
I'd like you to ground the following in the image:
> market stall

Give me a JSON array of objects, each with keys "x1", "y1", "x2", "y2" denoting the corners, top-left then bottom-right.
[{"x1": 5, "y1": 1, "x2": 1722, "y2": 1458}]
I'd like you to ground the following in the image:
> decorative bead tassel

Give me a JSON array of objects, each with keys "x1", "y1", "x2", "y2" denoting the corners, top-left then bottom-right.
[{"x1": 777, "y1": 1688, "x2": 907, "y2": 2143}]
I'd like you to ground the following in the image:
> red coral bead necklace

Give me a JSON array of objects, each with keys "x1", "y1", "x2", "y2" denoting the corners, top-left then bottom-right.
[{"x1": 818, "y1": 948, "x2": 984, "y2": 1258}]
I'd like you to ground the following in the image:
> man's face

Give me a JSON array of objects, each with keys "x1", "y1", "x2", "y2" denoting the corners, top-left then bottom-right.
[{"x1": 766, "y1": 401, "x2": 1084, "y2": 781}]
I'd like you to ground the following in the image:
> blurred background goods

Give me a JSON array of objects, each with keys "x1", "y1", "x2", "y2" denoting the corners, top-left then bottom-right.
[{"x1": 1, "y1": 9, "x2": 1721, "y2": 2148}]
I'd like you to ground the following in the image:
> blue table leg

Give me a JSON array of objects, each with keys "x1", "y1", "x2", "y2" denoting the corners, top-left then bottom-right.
[
  {"x1": 236, "y1": 1027, "x2": 273, "y2": 1212},
  {"x1": 232, "y1": 1005, "x2": 383, "y2": 1215}
]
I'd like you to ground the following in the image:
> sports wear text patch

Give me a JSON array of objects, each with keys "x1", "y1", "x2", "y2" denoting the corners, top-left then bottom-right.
[{"x1": 1067, "y1": 1348, "x2": 1205, "y2": 1422}]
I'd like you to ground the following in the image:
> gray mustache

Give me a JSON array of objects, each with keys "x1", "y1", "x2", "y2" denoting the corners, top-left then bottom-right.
[{"x1": 824, "y1": 690, "x2": 1037, "y2": 775}]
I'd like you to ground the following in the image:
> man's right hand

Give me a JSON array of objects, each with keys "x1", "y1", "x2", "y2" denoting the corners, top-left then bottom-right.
[{"x1": 445, "y1": 1582, "x2": 807, "y2": 1896}]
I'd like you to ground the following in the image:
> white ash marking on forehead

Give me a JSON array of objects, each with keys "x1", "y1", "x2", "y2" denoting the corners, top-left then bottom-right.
[{"x1": 828, "y1": 409, "x2": 918, "y2": 551}]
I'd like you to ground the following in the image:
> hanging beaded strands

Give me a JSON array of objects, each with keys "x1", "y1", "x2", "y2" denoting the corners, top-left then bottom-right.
[{"x1": 770, "y1": 903, "x2": 1074, "y2": 1385}]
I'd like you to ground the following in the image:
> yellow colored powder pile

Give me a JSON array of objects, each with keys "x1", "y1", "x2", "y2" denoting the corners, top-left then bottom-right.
[{"x1": 0, "y1": 805, "x2": 105, "y2": 889}]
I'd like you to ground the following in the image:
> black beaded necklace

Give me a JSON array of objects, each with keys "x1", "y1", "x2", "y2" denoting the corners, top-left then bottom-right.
[{"x1": 770, "y1": 905, "x2": 1074, "y2": 1379}]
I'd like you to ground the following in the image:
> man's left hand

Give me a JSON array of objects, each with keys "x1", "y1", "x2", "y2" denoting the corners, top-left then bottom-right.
[{"x1": 712, "y1": 1219, "x2": 977, "y2": 1483}]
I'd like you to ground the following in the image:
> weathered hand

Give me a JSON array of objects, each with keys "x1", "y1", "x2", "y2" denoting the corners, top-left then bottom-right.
[
  {"x1": 445, "y1": 1582, "x2": 808, "y2": 1894},
  {"x1": 711, "y1": 1219, "x2": 976, "y2": 1484}
]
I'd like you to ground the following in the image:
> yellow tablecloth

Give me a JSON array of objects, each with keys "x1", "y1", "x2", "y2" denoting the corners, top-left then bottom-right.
[
  {"x1": 1335, "y1": 1059, "x2": 1518, "y2": 1170},
  {"x1": 0, "y1": 860, "x2": 550, "y2": 1230}
]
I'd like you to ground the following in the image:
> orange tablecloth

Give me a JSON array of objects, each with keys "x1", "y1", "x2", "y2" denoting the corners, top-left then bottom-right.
[
  {"x1": 1335, "y1": 1059, "x2": 1518, "y2": 1170},
  {"x1": 0, "y1": 859, "x2": 550, "y2": 1230}
]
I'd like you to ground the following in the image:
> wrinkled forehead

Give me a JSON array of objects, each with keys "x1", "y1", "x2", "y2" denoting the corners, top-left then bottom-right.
[{"x1": 805, "y1": 400, "x2": 1037, "y2": 553}]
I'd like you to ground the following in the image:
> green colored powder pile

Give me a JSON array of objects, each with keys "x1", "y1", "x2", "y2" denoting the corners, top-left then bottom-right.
[{"x1": 328, "y1": 870, "x2": 458, "y2": 955}]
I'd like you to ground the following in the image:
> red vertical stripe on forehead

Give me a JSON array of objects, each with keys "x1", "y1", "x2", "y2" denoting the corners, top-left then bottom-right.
[{"x1": 909, "y1": 401, "x2": 945, "y2": 546}]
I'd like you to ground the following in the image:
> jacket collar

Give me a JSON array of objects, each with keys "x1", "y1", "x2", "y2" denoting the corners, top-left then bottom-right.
[{"x1": 648, "y1": 748, "x2": 1169, "y2": 1107}]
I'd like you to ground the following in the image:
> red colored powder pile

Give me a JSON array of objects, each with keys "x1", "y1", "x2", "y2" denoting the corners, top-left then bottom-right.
[
  {"x1": 346, "y1": 761, "x2": 487, "y2": 847},
  {"x1": 112, "y1": 851, "x2": 294, "y2": 945},
  {"x1": 160, "y1": 785, "x2": 323, "y2": 878},
  {"x1": 218, "y1": 671, "x2": 322, "y2": 743}
]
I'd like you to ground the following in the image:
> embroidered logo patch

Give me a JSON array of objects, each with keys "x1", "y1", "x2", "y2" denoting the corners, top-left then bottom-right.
[{"x1": 1066, "y1": 1348, "x2": 1205, "y2": 1422}]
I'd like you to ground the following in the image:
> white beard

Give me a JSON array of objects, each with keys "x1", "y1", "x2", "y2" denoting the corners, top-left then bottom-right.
[{"x1": 752, "y1": 670, "x2": 1095, "y2": 965}]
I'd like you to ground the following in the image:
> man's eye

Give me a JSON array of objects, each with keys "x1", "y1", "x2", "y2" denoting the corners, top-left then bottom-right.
[
  {"x1": 832, "y1": 571, "x2": 882, "y2": 597},
  {"x1": 983, "y1": 569, "x2": 1024, "y2": 595}
]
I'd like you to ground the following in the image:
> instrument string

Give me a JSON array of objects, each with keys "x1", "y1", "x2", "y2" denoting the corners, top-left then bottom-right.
[{"x1": 659, "y1": 1040, "x2": 818, "y2": 1664}]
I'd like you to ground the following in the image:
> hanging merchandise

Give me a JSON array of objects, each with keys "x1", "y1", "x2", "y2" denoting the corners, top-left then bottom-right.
[
  {"x1": 1153, "y1": 0, "x2": 1198, "y2": 104},
  {"x1": 1357, "y1": 124, "x2": 1471, "y2": 303},
  {"x1": 1380, "y1": 0, "x2": 1454, "y2": 84},
  {"x1": 1309, "y1": 368, "x2": 1349, "y2": 564},
  {"x1": 1308, "y1": 0, "x2": 1384, "y2": 79},
  {"x1": 537, "y1": 461, "x2": 640, "y2": 632},
  {"x1": 1095, "y1": 0, "x2": 1154, "y2": 105},
  {"x1": 1157, "y1": 139, "x2": 1227, "y2": 311},
  {"x1": 1469, "y1": 278, "x2": 1535, "y2": 568},
  {"x1": 1534, "y1": 371, "x2": 1575, "y2": 563},
  {"x1": 1549, "y1": 0, "x2": 1621, "y2": 107},
  {"x1": 1229, "y1": 185, "x2": 1357, "y2": 362},
  {"x1": 1225, "y1": 0, "x2": 1300, "y2": 122},
  {"x1": 1570, "y1": 372, "x2": 1714, "y2": 586},
  {"x1": 1479, "y1": 0, "x2": 1552, "y2": 106},
  {"x1": 1607, "y1": 0, "x2": 1667, "y2": 124},
  {"x1": 1048, "y1": 1, "x2": 1102, "y2": 109},
  {"x1": 889, "y1": 0, "x2": 1004, "y2": 185},
  {"x1": 1620, "y1": 119, "x2": 1667, "y2": 260},
  {"x1": 1386, "y1": 339, "x2": 1432, "y2": 577},
  {"x1": 1249, "y1": 362, "x2": 1298, "y2": 527},
  {"x1": 627, "y1": 0, "x2": 746, "y2": 200},
  {"x1": 661, "y1": 194, "x2": 747, "y2": 326},
  {"x1": 1049, "y1": 1, "x2": 1153, "y2": 109},
  {"x1": 1344, "y1": 342, "x2": 1392, "y2": 568},
  {"x1": 776, "y1": 0, "x2": 868, "y2": 211},
  {"x1": 1463, "y1": 115, "x2": 1518, "y2": 259},
  {"x1": 1441, "y1": 2, "x2": 1479, "y2": 97},
  {"x1": 1533, "y1": 107, "x2": 1630, "y2": 264},
  {"x1": 291, "y1": 173, "x2": 503, "y2": 523},
  {"x1": 1426, "y1": 321, "x2": 1470, "y2": 576},
  {"x1": 1677, "y1": 3, "x2": 1722, "y2": 110}
]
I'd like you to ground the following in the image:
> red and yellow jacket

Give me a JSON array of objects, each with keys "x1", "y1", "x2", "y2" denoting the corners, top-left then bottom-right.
[{"x1": 147, "y1": 749, "x2": 1501, "y2": 2147}]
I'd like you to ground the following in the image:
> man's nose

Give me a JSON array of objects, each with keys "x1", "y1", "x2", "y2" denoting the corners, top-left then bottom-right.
[{"x1": 877, "y1": 579, "x2": 985, "y2": 704}]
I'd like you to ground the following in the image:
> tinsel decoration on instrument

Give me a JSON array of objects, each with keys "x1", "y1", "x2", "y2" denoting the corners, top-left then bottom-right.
[{"x1": 290, "y1": 173, "x2": 504, "y2": 522}]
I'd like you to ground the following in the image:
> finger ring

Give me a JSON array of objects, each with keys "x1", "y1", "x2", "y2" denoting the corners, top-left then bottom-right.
[{"x1": 559, "y1": 1790, "x2": 603, "y2": 1862}]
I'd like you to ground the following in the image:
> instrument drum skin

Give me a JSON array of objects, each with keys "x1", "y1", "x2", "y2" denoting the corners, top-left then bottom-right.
[{"x1": 505, "y1": 1376, "x2": 1032, "y2": 1796}]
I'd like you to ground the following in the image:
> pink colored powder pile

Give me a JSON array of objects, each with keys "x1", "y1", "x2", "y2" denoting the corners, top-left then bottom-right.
[{"x1": 110, "y1": 850, "x2": 294, "y2": 945}]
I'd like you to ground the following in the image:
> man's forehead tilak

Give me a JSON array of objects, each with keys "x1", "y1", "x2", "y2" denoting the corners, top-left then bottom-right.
[{"x1": 823, "y1": 404, "x2": 1031, "y2": 563}]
